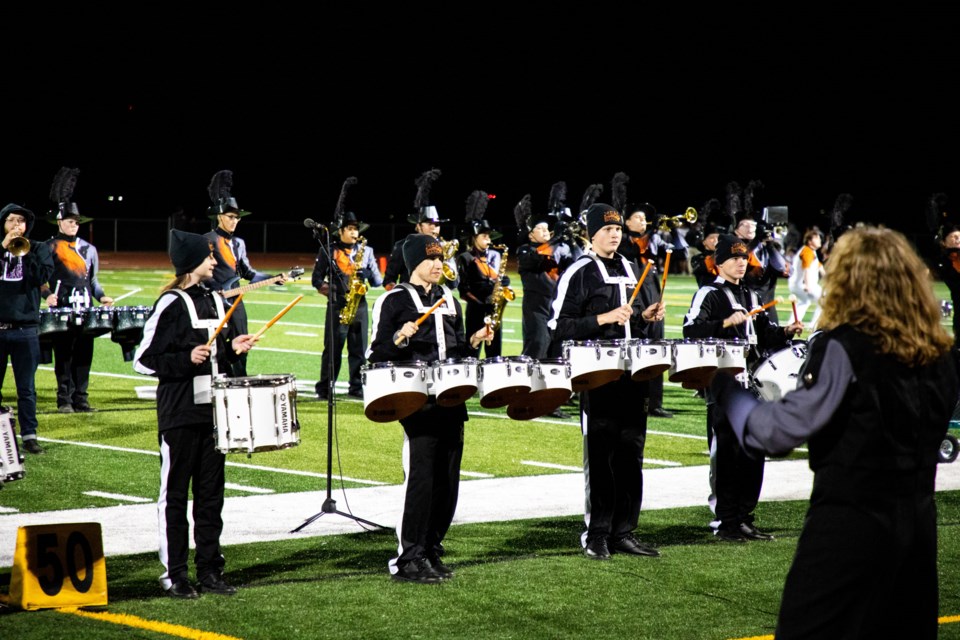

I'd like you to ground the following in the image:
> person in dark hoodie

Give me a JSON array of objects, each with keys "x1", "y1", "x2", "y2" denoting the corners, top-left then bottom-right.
[{"x1": 0, "y1": 203, "x2": 54, "y2": 455}]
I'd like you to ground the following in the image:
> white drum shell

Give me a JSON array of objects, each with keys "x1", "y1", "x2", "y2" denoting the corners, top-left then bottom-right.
[
  {"x1": 478, "y1": 356, "x2": 533, "y2": 409},
  {"x1": 213, "y1": 375, "x2": 300, "y2": 454},
  {"x1": 717, "y1": 341, "x2": 747, "y2": 374},
  {"x1": 0, "y1": 411, "x2": 25, "y2": 483},
  {"x1": 669, "y1": 341, "x2": 720, "y2": 388},
  {"x1": 563, "y1": 340, "x2": 627, "y2": 392},
  {"x1": 629, "y1": 340, "x2": 672, "y2": 382},
  {"x1": 430, "y1": 358, "x2": 479, "y2": 407},
  {"x1": 361, "y1": 362, "x2": 429, "y2": 422},
  {"x1": 507, "y1": 359, "x2": 572, "y2": 420}
]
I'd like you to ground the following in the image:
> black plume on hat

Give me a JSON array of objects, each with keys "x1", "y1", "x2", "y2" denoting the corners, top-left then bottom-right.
[
  {"x1": 409, "y1": 168, "x2": 447, "y2": 225},
  {"x1": 611, "y1": 172, "x2": 630, "y2": 215},
  {"x1": 579, "y1": 183, "x2": 604, "y2": 214},
  {"x1": 207, "y1": 170, "x2": 250, "y2": 219},
  {"x1": 402, "y1": 233, "x2": 443, "y2": 272},
  {"x1": 585, "y1": 203, "x2": 623, "y2": 239},
  {"x1": 514, "y1": 193, "x2": 534, "y2": 232},
  {"x1": 465, "y1": 190, "x2": 499, "y2": 238},
  {"x1": 743, "y1": 179, "x2": 764, "y2": 217},
  {"x1": 714, "y1": 234, "x2": 750, "y2": 265},
  {"x1": 170, "y1": 229, "x2": 212, "y2": 276},
  {"x1": 48, "y1": 167, "x2": 90, "y2": 222},
  {"x1": 333, "y1": 177, "x2": 369, "y2": 233},
  {"x1": 703, "y1": 197, "x2": 733, "y2": 235},
  {"x1": 726, "y1": 182, "x2": 746, "y2": 221},
  {"x1": 547, "y1": 181, "x2": 569, "y2": 217}
]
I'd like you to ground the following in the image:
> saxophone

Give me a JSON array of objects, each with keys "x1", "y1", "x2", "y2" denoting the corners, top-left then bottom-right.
[
  {"x1": 487, "y1": 244, "x2": 515, "y2": 332},
  {"x1": 339, "y1": 236, "x2": 368, "y2": 325}
]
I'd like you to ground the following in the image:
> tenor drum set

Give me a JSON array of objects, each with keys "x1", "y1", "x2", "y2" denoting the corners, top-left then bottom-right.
[
  {"x1": 38, "y1": 305, "x2": 153, "y2": 363},
  {"x1": 359, "y1": 338, "x2": 808, "y2": 423}
]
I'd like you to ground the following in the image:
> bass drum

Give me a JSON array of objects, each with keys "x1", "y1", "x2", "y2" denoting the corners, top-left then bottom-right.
[{"x1": 750, "y1": 341, "x2": 808, "y2": 402}]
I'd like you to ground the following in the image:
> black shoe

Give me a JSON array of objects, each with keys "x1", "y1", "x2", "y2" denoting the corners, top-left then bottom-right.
[
  {"x1": 198, "y1": 573, "x2": 238, "y2": 595},
  {"x1": 426, "y1": 554, "x2": 454, "y2": 579},
  {"x1": 610, "y1": 533, "x2": 660, "y2": 557},
  {"x1": 57, "y1": 404, "x2": 74, "y2": 414},
  {"x1": 549, "y1": 408, "x2": 570, "y2": 419},
  {"x1": 649, "y1": 407, "x2": 674, "y2": 419},
  {"x1": 165, "y1": 580, "x2": 199, "y2": 599},
  {"x1": 584, "y1": 536, "x2": 611, "y2": 560},
  {"x1": 739, "y1": 522, "x2": 775, "y2": 541},
  {"x1": 715, "y1": 528, "x2": 749, "y2": 543},
  {"x1": 73, "y1": 403, "x2": 96, "y2": 413},
  {"x1": 347, "y1": 389, "x2": 364, "y2": 399},
  {"x1": 393, "y1": 557, "x2": 444, "y2": 584},
  {"x1": 22, "y1": 439, "x2": 44, "y2": 455}
]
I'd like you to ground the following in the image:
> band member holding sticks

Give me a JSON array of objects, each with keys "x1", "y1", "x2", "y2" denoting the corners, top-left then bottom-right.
[
  {"x1": 548, "y1": 203, "x2": 665, "y2": 560},
  {"x1": 134, "y1": 230, "x2": 258, "y2": 599},
  {"x1": 683, "y1": 234, "x2": 803, "y2": 542},
  {"x1": 368, "y1": 234, "x2": 492, "y2": 584},
  {"x1": 41, "y1": 168, "x2": 113, "y2": 413},
  {"x1": 0, "y1": 203, "x2": 54, "y2": 455},
  {"x1": 204, "y1": 170, "x2": 286, "y2": 376},
  {"x1": 711, "y1": 226, "x2": 956, "y2": 638}
]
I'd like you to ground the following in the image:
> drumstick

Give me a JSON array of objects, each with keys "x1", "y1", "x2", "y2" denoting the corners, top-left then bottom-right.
[
  {"x1": 627, "y1": 260, "x2": 653, "y2": 306},
  {"x1": 748, "y1": 297, "x2": 784, "y2": 316},
  {"x1": 394, "y1": 298, "x2": 446, "y2": 345},
  {"x1": 658, "y1": 247, "x2": 673, "y2": 304},
  {"x1": 253, "y1": 294, "x2": 304, "y2": 341},
  {"x1": 789, "y1": 293, "x2": 800, "y2": 324},
  {"x1": 206, "y1": 293, "x2": 244, "y2": 346}
]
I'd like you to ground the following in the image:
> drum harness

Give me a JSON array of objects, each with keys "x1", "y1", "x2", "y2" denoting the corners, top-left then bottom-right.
[
  {"x1": 166, "y1": 289, "x2": 226, "y2": 402},
  {"x1": 718, "y1": 286, "x2": 760, "y2": 389},
  {"x1": 587, "y1": 254, "x2": 639, "y2": 340},
  {"x1": 396, "y1": 283, "x2": 456, "y2": 360}
]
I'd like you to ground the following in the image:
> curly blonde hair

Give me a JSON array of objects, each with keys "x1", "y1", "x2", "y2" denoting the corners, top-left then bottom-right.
[{"x1": 819, "y1": 226, "x2": 953, "y2": 366}]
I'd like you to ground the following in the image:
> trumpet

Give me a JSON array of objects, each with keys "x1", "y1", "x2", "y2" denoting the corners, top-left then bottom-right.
[
  {"x1": 657, "y1": 207, "x2": 698, "y2": 232},
  {"x1": 439, "y1": 237, "x2": 459, "y2": 284},
  {"x1": 6, "y1": 235, "x2": 30, "y2": 257}
]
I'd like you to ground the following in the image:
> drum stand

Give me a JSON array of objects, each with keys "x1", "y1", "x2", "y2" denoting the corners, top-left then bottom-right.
[{"x1": 291, "y1": 223, "x2": 385, "y2": 533}]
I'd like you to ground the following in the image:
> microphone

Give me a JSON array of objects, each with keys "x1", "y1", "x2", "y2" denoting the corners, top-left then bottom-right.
[{"x1": 303, "y1": 218, "x2": 327, "y2": 231}]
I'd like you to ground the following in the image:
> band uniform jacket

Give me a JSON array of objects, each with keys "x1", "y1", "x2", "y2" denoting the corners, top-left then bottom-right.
[
  {"x1": 41, "y1": 234, "x2": 107, "y2": 305},
  {"x1": 311, "y1": 238, "x2": 383, "y2": 312}
]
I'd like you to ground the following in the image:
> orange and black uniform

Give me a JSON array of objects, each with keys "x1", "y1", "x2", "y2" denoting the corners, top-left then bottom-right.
[
  {"x1": 516, "y1": 238, "x2": 580, "y2": 358},
  {"x1": 456, "y1": 246, "x2": 509, "y2": 358}
]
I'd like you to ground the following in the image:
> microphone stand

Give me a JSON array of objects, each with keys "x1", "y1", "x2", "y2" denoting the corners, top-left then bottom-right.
[{"x1": 292, "y1": 223, "x2": 384, "y2": 532}]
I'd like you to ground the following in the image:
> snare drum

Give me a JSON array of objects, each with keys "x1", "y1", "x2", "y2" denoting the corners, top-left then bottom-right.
[
  {"x1": 507, "y1": 359, "x2": 572, "y2": 420},
  {"x1": 81, "y1": 306, "x2": 116, "y2": 337},
  {"x1": 669, "y1": 339, "x2": 720, "y2": 388},
  {"x1": 0, "y1": 409, "x2": 25, "y2": 483},
  {"x1": 430, "y1": 358, "x2": 478, "y2": 407},
  {"x1": 563, "y1": 340, "x2": 628, "y2": 392},
  {"x1": 716, "y1": 339, "x2": 747, "y2": 375},
  {"x1": 39, "y1": 307, "x2": 73, "y2": 337},
  {"x1": 629, "y1": 339, "x2": 673, "y2": 382},
  {"x1": 478, "y1": 356, "x2": 534, "y2": 409},
  {"x1": 750, "y1": 341, "x2": 808, "y2": 402},
  {"x1": 361, "y1": 361, "x2": 429, "y2": 422},
  {"x1": 212, "y1": 374, "x2": 300, "y2": 454}
]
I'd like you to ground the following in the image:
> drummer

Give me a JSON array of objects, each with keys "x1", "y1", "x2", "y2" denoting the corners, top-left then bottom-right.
[
  {"x1": 40, "y1": 168, "x2": 113, "y2": 414},
  {"x1": 133, "y1": 229, "x2": 257, "y2": 599},
  {"x1": 547, "y1": 203, "x2": 665, "y2": 561},
  {"x1": 367, "y1": 233, "x2": 492, "y2": 584},
  {"x1": 682, "y1": 234, "x2": 802, "y2": 542}
]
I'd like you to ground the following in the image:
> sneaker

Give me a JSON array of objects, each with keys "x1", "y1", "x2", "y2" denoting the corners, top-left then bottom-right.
[
  {"x1": 73, "y1": 403, "x2": 96, "y2": 413},
  {"x1": 197, "y1": 573, "x2": 238, "y2": 595},
  {"x1": 22, "y1": 439, "x2": 44, "y2": 455},
  {"x1": 165, "y1": 580, "x2": 199, "y2": 599},
  {"x1": 610, "y1": 533, "x2": 660, "y2": 557},
  {"x1": 58, "y1": 405, "x2": 74, "y2": 414},
  {"x1": 739, "y1": 522, "x2": 775, "y2": 541},
  {"x1": 584, "y1": 536, "x2": 611, "y2": 560},
  {"x1": 392, "y1": 557, "x2": 444, "y2": 584}
]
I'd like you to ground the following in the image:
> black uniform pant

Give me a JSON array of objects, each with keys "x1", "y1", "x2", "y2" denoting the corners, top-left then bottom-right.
[
  {"x1": 464, "y1": 300, "x2": 502, "y2": 359},
  {"x1": 709, "y1": 402, "x2": 764, "y2": 530},
  {"x1": 390, "y1": 405, "x2": 464, "y2": 573},
  {"x1": 157, "y1": 424, "x2": 226, "y2": 589},
  {"x1": 640, "y1": 275, "x2": 666, "y2": 411},
  {"x1": 318, "y1": 300, "x2": 368, "y2": 395},
  {"x1": 581, "y1": 373, "x2": 649, "y2": 542},
  {"x1": 52, "y1": 329, "x2": 94, "y2": 408}
]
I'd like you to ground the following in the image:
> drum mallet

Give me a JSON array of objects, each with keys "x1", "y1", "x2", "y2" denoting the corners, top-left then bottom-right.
[
  {"x1": 206, "y1": 293, "x2": 244, "y2": 347},
  {"x1": 748, "y1": 297, "x2": 783, "y2": 317},
  {"x1": 627, "y1": 260, "x2": 653, "y2": 306},
  {"x1": 658, "y1": 247, "x2": 673, "y2": 305},
  {"x1": 253, "y1": 294, "x2": 304, "y2": 341},
  {"x1": 789, "y1": 293, "x2": 800, "y2": 324},
  {"x1": 395, "y1": 298, "x2": 445, "y2": 345}
]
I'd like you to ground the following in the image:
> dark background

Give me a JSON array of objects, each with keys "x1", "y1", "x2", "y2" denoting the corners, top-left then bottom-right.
[{"x1": 2, "y1": 9, "x2": 958, "y2": 256}]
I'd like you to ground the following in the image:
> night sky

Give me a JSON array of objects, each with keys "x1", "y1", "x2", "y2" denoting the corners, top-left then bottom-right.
[{"x1": 2, "y1": 10, "x2": 958, "y2": 252}]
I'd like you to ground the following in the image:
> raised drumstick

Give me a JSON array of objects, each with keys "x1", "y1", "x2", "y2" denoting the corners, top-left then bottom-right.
[
  {"x1": 628, "y1": 260, "x2": 653, "y2": 306},
  {"x1": 394, "y1": 298, "x2": 446, "y2": 345},
  {"x1": 206, "y1": 293, "x2": 244, "y2": 346},
  {"x1": 789, "y1": 294, "x2": 800, "y2": 324},
  {"x1": 658, "y1": 247, "x2": 673, "y2": 304},
  {"x1": 253, "y1": 295, "x2": 304, "y2": 341},
  {"x1": 748, "y1": 297, "x2": 784, "y2": 317}
]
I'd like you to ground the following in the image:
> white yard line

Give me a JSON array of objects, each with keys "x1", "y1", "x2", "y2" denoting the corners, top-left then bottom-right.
[
  {"x1": 521, "y1": 460, "x2": 581, "y2": 472},
  {"x1": 83, "y1": 491, "x2": 153, "y2": 503},
  {"x1": 225, "y1": 483, "x2": 275, "y2": 494},
  {"x1": 460, "y1": 470, "x2": 495, "y2": 478}
]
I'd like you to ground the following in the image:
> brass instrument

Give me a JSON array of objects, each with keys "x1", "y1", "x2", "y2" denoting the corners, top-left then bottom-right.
[
  {"x1": 439, "y1": 237, "x2": 459, "y2": 284},
  {"x1": 487, "y1": 244, "x2": 515, "y2": 332},
  {"x1": 657, "y1": 207, "x2": 698, "y2": 232},
  {"x1": 339, "y1": 236, "x2": 368, "y2": 325},
  {"x1": 6, "y1": 235, "x2": 29, "y2": 257}
]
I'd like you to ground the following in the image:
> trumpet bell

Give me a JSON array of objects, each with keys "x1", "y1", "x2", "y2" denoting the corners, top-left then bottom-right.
[{"x1": 6, "y1": 236, "x2": 29, "y2": 257}]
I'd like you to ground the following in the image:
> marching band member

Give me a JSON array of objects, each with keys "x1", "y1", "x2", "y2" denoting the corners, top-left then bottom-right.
[
  {"x1": 682, "y1": 234, "x2": 803, "y2": 542},
  {"x1": 367, "y1": 234, "x2": 492, "y2": 583},
  {"x1": 711, "y1": 226, "x2": 956, "y2": 638},
  {"x1": 41, "y1": 168, "x2": 113, "y2": 413},
  {"x1": 456, "y1": 190, "x2": 508, "y2": 359},
  {"x1": 134, "y1": 230, "x2": 257, "y2": 599},
  {"x1": 204, "y1": 170, "x2": 285, "y2": 376},
  {"x1": 788, "y1": 226, "x2": 825, "y2": 327},
  {"x1": 548, "y1": 203, "x2": 665, "y2": 560},
  {"x1": 0, "y1": 203, "x2": 54, "y2": 455},
  {"x1": 937, "y1": 221, "x2": 960, "y2": 354},
  {"x1": 688, "y1": 198, "x2": 731, "y2": 288},
  {"x1": 312, "y1": 206, "x2": 381, "y2": 400}
]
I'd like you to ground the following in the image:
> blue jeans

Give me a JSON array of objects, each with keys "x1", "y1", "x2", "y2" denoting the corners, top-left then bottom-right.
[{"x1": 0, "y1": 327, "x2": 40, "y2": 438}]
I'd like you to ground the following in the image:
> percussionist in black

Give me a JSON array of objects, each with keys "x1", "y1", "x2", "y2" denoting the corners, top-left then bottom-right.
[
  {"x1": 548, "y1": 203, "x2": 665, "y2": 561},
  {"x1": 682, "y1": 234, "x2": 802, "y2": 542},
  {"x1": 368, "y1": 234, "x2": 491, "y2": 584}
]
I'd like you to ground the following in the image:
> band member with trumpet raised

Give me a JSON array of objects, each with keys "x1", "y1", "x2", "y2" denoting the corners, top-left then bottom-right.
[
  {"x1": 0, "y1": 203, "x2": 54, "y2": 455},
  {"x1": 548, "y1": 203, "x2": 666, "y2": 561},
  {"x1": 682, "y1": 234, "x2": 803, "y2": 542},
  {"x1": 203, "y1": 170, "x2": 286, "y2": 376},
  {"x1": 368, "y1": 234, "x2": 492, "y2": 583},
  {"x1": 457, "y1": 190, "x2": 509, "y2": 359},
  {"x1": 134, "y1": 230, "x2": 258, "y2": 599},
  {"x1": 40, "y1": 168, "x2": 113, "y2": 413},
  {"x1": 312, "y1": 206, "x2": 381, "y2": 400}
]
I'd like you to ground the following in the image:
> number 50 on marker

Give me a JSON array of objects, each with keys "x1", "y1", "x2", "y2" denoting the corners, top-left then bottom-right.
[{"x1": 9, "y1": 522, "x2": 108, "y2": 610}]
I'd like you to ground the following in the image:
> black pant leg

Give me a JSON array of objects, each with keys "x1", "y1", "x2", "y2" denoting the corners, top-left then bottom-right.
[
  {"x1": 71, "y1": 334, "x2": 95, "y2": 405},
  {"x1": 52, "y1": 331, "x2": 76, "y2": 407},
  {"x1": 192, "y1": 425, "x2": 226, "y2": 580},
  {"x1": 346, "y1": 301, "x2": 368, "y2": 393},
  {"x1": 158, "y1": 428, "x2": 199, "y2": 589}
]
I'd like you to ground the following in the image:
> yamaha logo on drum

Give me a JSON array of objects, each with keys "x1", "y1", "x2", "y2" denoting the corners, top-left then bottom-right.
[
  {"x1": 403, "y1": 371, "x2": 415, "y2": 378},
  {"x1": 279, "y1": 392, "x2": 290, "y2": 433}
]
